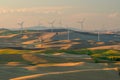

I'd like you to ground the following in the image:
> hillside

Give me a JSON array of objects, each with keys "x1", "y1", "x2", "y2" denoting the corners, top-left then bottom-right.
[{"x1": 0, "y1": 29, "x2": 119, "y2": 50}]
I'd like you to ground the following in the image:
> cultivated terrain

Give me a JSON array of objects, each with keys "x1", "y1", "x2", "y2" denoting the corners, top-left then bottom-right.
[{"x1": 0, "y1": 29, "x2": 120, "y2": 80}]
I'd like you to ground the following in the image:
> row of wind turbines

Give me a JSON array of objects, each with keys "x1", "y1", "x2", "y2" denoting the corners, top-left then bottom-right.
[
  {"x1": 17, "y1": 18, "x2": 101, "y2": 42},
  {"x1": 17, "y1": 18, "x2": 85, "y2": 33}
]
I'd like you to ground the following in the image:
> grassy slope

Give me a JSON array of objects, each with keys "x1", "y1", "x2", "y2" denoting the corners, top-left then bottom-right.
[{"x1": 0, "y1": 48, "x2": 120, "y2": 64}]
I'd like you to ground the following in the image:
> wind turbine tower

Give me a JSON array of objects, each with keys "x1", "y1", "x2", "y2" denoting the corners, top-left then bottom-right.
[
  {"x1": 49, "y1": 20, "x2": 56, "y2": 32},
  {"x1": 18, "y1": 21, "x2": 24, "y2": 34},
  {"x1": 66, "y1": 25, "x2": 70, "y2": 40},
  {"x1": 38, "y1": 22, "x2": 42, "y2": 33},
  {"x1": 97, "y1": 32, "x2": 100, "y2": 42},
  {"x1": 78, "y1": 18, "x2": 85, "y2": 32},
  {"x1": 59, "y1": 19, "x2": 62, "y2": 28}
]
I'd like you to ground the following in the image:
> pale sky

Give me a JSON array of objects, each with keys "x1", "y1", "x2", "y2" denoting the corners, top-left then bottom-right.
[{"x1": 0, "y1": 0, "x2": 120, "y2": 31}]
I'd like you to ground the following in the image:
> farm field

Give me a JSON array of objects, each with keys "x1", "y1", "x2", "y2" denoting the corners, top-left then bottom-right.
[{"x1": 0, "y1": 48, "x2": 120, "y2": 80}]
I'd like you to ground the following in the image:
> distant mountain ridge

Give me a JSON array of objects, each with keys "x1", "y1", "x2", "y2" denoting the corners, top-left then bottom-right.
[
  {"x1": 0, "y1": 28, "x2": 9, "y2": 31},
  {"x1": 25, "y1": 26, "x2": 48, "y2": 30}
]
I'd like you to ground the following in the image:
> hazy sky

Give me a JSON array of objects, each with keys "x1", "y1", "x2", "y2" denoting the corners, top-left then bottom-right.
[{"x1": 0, "y1": 0, "x2": 120, "y2": 31}]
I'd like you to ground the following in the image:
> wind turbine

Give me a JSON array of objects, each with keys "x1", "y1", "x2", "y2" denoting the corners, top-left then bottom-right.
[
  {"x1": 38, "y1": 22, "x2": 42, "y2": 33},
  {"x1": 59, "y1": 19, "x2": 62, "y2": 28},
  {"x1": 66, "y1": 25, "x2": 70, "y2": 40},
  {"x1": 78, "y1": 18, "x2": 85, "y2": 32},
  {"x1": 49, "y1": 19, "x2": 56, "y2": 32},
  {"x1": 97, "y1": 31, "x2": 100, "y2": 42},
  {"x1": 38, "y1": 22, "x2": 44, "y2": 47},
  {"x1": 18, "y1": 21, "x2": 24, "y2": 34}
]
